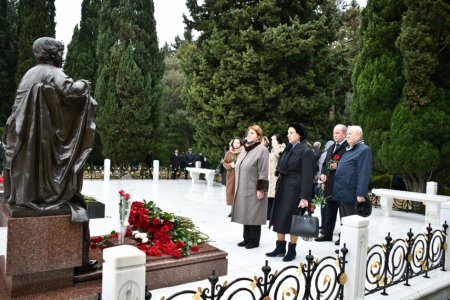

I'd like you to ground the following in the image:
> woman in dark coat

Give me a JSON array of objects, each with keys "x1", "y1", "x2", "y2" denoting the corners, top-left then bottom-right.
[{"x1": 267, "y1": 123, "x2": 314, "y2": 262}]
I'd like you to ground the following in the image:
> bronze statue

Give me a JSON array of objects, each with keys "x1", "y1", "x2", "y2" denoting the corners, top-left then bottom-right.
[{"x1": 2, "y1": 37, "x2": 97, "y2": 271}]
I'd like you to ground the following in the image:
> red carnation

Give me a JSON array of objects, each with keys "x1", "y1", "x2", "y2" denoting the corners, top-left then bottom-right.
[
  {"x1": 119, "y1": 190, "x2": 125, "y2": 196},
  {"x1": 125, "y1": 193, "x2": 131, "y2": 200},
  {"x1": 152, "y1": 218, "x2": 160, "y2": 225},
  {"x1": 333, "y1": 154, "x2": 341, "y2": 161},
  {"x1": 191, "y1": 245, "x2": 200, "y2": 252}
]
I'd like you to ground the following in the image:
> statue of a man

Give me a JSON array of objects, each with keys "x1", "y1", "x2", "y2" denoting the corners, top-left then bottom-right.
[{"x1": 2, "y1": 37, "x2": 97, "y2": 271}]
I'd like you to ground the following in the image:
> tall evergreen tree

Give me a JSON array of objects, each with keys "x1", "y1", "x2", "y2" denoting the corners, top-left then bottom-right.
[
  {"x1": 16, "y1": 0, "x2": 55, "y2": 81},
  {"x1": 153, "y1": 53, "x2": 192, "y2": 164},
  {"x1": 63, "y1": 0, "x2": 103, "y2": 166},
  {"x1": 378, "y1": 0, "x2": 450, "y2": 192},
  {"x1": 351, "y1": 0, "x2": 406, "y2": 170},
  {"x1": 182, "y1": 0, "x2": 341, "y2": 163},
  {"x1": 332, "y1": 0, "x2": 361, "y2": 122},
  {"x1": 64, "y1": 0, "x2": 100, "y2": 92},
  {"x1": 0, "y1": 0, "x2": 18, "y2": 124},
  {"x1": 95, "y1": 0, "x2": 164, "y2": 165}
]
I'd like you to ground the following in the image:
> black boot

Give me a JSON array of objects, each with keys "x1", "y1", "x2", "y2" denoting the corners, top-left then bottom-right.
[
  {"x1": 265, "y1": 240, "x2": 287, "y2": 257},
  {"x1": 282, "y1": 243, "x2": 297, "y2": 262}
]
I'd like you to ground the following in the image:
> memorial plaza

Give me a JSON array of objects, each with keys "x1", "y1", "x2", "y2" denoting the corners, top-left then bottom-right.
[{"x1": 1, "y1": 178, "x2": 449, "y2": 299}]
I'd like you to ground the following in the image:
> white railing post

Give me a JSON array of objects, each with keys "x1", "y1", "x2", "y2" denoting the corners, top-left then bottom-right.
[
  {"x1": 440, "y1": 202, "x2": 450, "y2": 270},
  {"x1": 104, "y1": 158, "x2": 111, "y2": 181},
  {"x1": 195, "y1": 161, "x2": 201, "y2": 168},
  {"x1": 426, "y1": 181, "x2": 438, "y2": 195},
  {"x1": 153, "y1": 160, "x2": 159, "y2": 180},
  {"x1": 341, "y1": 215, "x2": 369, "y2": 300},
  {"x1": 102, "y1": 245, "x2": 146, "y2": 300}
]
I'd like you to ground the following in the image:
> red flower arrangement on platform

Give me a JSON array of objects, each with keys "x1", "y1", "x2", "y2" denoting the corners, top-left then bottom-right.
[{"x1": 90, "y1": 191, "x2": 208, "y2": 258}]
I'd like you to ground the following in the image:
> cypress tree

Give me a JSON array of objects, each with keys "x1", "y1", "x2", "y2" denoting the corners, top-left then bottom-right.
[
  {"x1": 152, "y1": 53, "x2": 192, "y2": 164},
  {"x1": 378, "y1": 0, "x2": 450, "y2": 192},
  {"x1": 351, "y1": 0, "x2": 406, "y2": 170},
  {"x1": 95, "y1": 0, "x2": 164, "y2": 165},
  {"x1": 0, "y1": 0, "x2": 18, "y2": 124},
  {"x1": 16, "y1": 0, "x2": 55, "y2": 81},
  {"x1": 182, "y1": 0, "x2": 341, "y2": 162},
  {"x1": 64, "y1": 0, "x2": 100, "y2": 92}
]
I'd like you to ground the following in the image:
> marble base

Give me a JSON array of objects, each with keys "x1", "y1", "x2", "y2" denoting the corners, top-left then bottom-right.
[
  {"x1": 0, "y1": 203, "x2": 83, "y2": 297},
  {"x1": 74, "y1": 241, "x2": 228, "y2": 291},
  {"x1": 146, "y1": 243, "x2": 228, "y2": 290}
]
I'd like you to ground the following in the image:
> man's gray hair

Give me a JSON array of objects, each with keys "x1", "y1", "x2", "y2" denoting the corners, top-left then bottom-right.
[{"x1": 348, "y1": 125, "x2": 363, "y2": 139}]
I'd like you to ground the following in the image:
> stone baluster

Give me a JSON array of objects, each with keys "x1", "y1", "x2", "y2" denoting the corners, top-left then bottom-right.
[
  {"x1": 102, "y1": 245, "x2": 146, "y2": 300},
  {"x1": 104, "y1": 159, "x2": 111, "y2": 181},
  {"x1": 341, "y1": 215, "x2": 369, "y2": 300}
]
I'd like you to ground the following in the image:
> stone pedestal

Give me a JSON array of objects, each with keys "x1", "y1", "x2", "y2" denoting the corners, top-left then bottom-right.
[{"x1": 0, "y1": 203, "x2": 83, "y2": 297}]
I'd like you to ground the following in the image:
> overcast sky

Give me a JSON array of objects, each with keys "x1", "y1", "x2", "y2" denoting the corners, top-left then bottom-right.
[{"x1": 55, "y1": 0, "x2": 367, "y2": 49}]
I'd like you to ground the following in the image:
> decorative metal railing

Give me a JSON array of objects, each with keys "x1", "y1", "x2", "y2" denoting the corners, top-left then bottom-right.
[
  {"x1": 83, "y1": 165, "x2": 212, "y2": 181},
  {"x1": 148, "y1": 247, "x2": 348, "y2": 300},
  {"x1": 365, "y1": 222, "x2": 448, "y2": 296}
]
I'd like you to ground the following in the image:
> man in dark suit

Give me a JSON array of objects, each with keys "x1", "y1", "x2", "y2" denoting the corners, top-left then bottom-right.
[{"x1": 315, "y1": 124, "x2": 348, "y2": 244}]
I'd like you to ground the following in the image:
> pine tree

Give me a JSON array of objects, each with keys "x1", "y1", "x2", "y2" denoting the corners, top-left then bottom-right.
[
  {"x1": 378, "y1": 0, "x2": 450, "y2": 192},
  {"x1": 182, "y1": 0, "x2": 342, "y2": 162},
  {"x1": 351, "y1": 0, "x2": 406, "y2": 170},
  {"x1": 95, "y1": 0, "x2": 164, "y2": 165},
  {"x1": 16, "y1": 0, "x2": 55, "y2": 81},
  {"x1": 0, "y1": 0, "x2": 18, "y2": 124}
]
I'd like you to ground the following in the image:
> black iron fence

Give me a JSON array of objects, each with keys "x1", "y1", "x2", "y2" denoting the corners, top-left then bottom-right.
[
  {"x1": 148, "y1": 247, "x2": 348, "y2": 300},
  {"x1": 83, "y1": 165, "x2": 219, "y2": 181},
  {"x1": 365, "y1": 222, "x2": 448, "y2": 296}
]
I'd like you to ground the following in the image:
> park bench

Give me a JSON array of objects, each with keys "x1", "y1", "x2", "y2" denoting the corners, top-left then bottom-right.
[
  {"x1": 186, "y1": 167, "x2": 216, "y2": 186},
  {"x1": 371, "y1": 187, "x2": 450, "y2": 225}
]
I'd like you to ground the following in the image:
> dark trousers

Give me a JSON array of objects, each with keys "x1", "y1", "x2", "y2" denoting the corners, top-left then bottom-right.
[
  {"x1": 322, "y1": 200, "x2": 340, "y2": 238},
  {"x1": 243, "y1": 225, "x2": 261, "y2": 243},
  {"x1": 267, "y1": 197, "x2": 274, "y2": 220},
  {"x1": 339, "y1": 202, "x2": 356, "y2": 219}
]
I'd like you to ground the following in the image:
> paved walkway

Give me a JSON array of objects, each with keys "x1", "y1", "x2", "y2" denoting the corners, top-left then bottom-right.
[
  {"x1": 0, "y1": 179, "x2": 446, "y2": 298},
  {"x1": 78, "y1": 179, "x2": 444, "y2": 299}
]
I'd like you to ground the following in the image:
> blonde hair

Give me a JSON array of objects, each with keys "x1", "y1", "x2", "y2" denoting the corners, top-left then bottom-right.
[{"x1": 247, "y1": 125, "x2": 263, "y2": 141}]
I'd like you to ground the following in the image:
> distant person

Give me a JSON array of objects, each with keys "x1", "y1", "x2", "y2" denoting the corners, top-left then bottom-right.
[
  {"x1": 223, "y1": 138, "x2": 243, "y2": 217},
  {"x1": 0, "y1": 141, "x2": 5, "y2": 175},
  {"x1": 232, "y1": 125, "x2": 269, "y2": 249},
  {"x1": 267, "y1": 134, "x2": 285, "y2": 220},
  {"x1": 184, "y1": 148, "x2": 196, "y2": 168},
  {"x1": 267, "y1": 123, "x2": 314, "y2": 262},
  {"x1": 143, "y1": 151, "x2": 153, "y2": 168},
  {"x1": 333, "y1": 125, "x2": 372, "y2": 220},
  {"x1": 170, "y1": 149, "x2": 181, "y2": 179},
  {"x1": 262, "y1": 136, "x2": 270, "y2": 148}
]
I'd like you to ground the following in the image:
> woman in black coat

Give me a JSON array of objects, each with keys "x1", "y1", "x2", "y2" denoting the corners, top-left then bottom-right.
[{"x1": 267, "y1": 123, "x2": 314, "y2": 262}]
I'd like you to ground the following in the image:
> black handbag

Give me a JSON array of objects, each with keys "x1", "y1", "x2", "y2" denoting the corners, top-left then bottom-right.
[
  {"x1": 355, "y1": 196, "x2": 372, "y2": 217},
  {"x1": 290, "y1": 211, "x2": 319, "y2": 238}
]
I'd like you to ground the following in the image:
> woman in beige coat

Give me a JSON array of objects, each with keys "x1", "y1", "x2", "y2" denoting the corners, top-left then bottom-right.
[
  {"x1": 231, "y1": 125, "x2": 269, "y2": 249},
  {"x1": 267, "y1": 134, "x2": 286, "y2": 219},
  {"x1": 222, "y1": 138, "x2": 243, "y2": 216}
]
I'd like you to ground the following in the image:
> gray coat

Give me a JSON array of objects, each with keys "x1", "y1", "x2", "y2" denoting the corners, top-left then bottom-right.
[{"x1": 231, "y1": 143, "x2": 269, "y2": 225}]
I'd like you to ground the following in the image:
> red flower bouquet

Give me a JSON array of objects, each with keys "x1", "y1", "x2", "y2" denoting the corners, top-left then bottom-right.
[
  {"x1": 90, "y1": 192, "x2": 208, "y2": 258},
  {"x1": 327, "y1": 154, "x2": 342, "y2": 171}
]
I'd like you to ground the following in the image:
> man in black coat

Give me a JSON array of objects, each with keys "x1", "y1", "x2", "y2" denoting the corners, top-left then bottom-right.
[
  {"x1": 315, "y1": 124, "x2": 348, "y2": 244},
  {"x1": 170, "y1": 149, "x2": 181, "y2": 179}
]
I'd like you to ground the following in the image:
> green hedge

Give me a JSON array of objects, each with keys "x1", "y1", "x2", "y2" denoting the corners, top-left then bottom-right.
[{"x1": 369, "y1": 174, "x2": 392, "y2": 190}]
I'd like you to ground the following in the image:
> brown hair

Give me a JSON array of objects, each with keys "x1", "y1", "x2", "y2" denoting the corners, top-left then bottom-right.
[{"x1": 247, "y1": 125, "x2": 263, "y2": 141}]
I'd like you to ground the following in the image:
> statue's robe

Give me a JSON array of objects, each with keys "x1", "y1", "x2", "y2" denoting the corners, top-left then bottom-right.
[{"x1": 3, "y1": 64, "x2": 96, "y2": 222}]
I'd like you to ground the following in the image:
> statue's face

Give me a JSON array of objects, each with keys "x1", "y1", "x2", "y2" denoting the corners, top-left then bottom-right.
[{"x1": 53, "y1": 50, "x2": 64, "y2": 68}]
